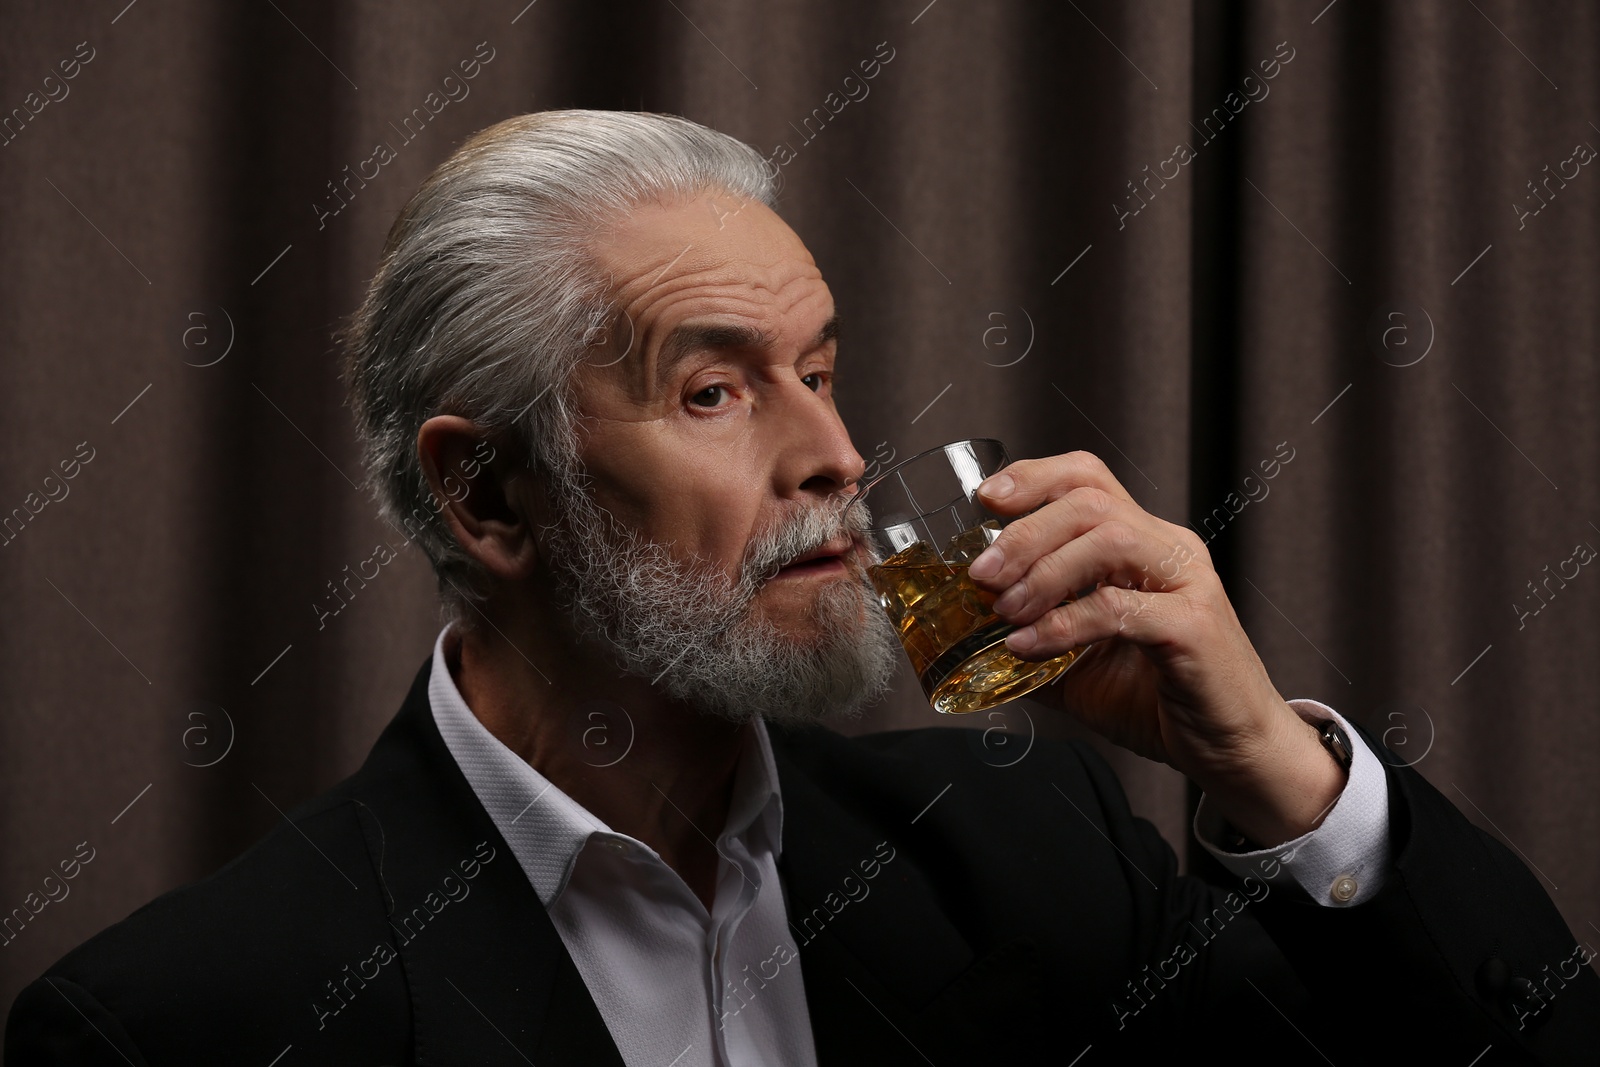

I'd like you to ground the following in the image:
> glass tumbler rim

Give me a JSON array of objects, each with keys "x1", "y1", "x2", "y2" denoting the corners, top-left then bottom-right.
[{"x1": 844, "y1": 437, "x2": 1011, "y2": 515}]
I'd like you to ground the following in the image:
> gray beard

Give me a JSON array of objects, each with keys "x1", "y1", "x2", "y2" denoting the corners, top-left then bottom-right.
[{"x1": 537, "y1": 472, "x2": 901, "y2": 726}]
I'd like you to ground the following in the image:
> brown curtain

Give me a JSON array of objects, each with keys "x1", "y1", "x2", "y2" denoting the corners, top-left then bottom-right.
[{"x1": 3, "y1": 0, "x2": 1597, "y2": 1010}]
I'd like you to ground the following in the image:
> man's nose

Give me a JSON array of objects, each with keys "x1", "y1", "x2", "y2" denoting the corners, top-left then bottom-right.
[{"x1": 779, "y1": 383, "x2": 865, "y2": 498}]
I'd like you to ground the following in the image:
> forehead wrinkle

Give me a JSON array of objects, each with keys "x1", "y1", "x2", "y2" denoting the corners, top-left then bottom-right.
[
  {"x1": 589, "y1": 200, "x2": 831, "y2": 398},
  {"x1": 625, "y1": 269, "x2": 829, "y2": 381}
]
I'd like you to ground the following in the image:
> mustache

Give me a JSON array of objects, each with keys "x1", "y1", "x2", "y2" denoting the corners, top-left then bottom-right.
[{"x1": 742, "y1": 496, "x2": 873, "y2": 585}]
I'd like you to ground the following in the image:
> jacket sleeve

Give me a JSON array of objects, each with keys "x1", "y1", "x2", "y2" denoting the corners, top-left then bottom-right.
[
  {"x1": 5, "y1": 975, "x2": 151, "y2": 1067},
  {"x1": 1217, "y1": 725, "x2": 1600, "y2": 1065},
  {"x1": 1063, "y1": 737, "x2": 1318, "y2": 1047},
  {"x1": 1068, "y1": 728, "x2": 1598, "y2": 1065}
]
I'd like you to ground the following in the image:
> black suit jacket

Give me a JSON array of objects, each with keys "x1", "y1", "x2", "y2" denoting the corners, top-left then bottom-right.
[{"x1": 7, "y1": 657, "x2": 1598, "y2": 1065}]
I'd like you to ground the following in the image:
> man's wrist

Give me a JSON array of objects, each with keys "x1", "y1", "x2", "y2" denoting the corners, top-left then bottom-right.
[
  {"x1": 1202, "y1": 709, "x2": 1349, "y2": 848},
  {"x1": 1196, "y1": 699, "x2": 1392, "y2": 907}
]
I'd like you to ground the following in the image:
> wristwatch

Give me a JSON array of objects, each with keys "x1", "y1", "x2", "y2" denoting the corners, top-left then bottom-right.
[{"x1": 1315, "y1": 718, "x2": 1354, "y2": 772}]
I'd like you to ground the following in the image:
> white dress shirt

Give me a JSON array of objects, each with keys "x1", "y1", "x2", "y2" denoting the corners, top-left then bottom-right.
[
  {"x1": 426, "y1": 626, "x2": 1389, "y2": 1063},
  {"x1": 428, "y1": 625, "x2": 818, "y2": 1067}
]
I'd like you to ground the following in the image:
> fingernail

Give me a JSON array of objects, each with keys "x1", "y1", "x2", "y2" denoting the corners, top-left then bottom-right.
[
  {"x1": 1006, "y1": 626, "x2": 1037, "y2": 652},
  {"x1": 980, "y1": 473, "x2": 1014, "y2": 500},
  {"x1": 969, "y1": 545, "x2": 1003, "y2": 579},
  {"x1": 993, "y1": 583, "x2": 1026, "y2": 616}
]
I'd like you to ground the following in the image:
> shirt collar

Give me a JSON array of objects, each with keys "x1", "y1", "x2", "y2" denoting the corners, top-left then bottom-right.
[
  {"x1": 726, "y1": 707, "x2": 785, "y2": 859},
  {"x1": 426, "y1": 624, "x2": 785, "y2": 906}
]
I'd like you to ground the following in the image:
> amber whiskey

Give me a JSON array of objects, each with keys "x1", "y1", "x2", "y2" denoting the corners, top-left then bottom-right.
[{"x1": 867, "y1": 522, "x2": 1083, "y2": 714}]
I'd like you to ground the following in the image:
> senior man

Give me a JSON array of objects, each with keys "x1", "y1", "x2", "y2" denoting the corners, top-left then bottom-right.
[{"x1": 8, "y1": 111, "x2": 1598, "y2": 1065}]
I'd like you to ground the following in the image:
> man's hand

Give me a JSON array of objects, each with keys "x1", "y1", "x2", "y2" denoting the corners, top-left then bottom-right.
[{"x1": 967, "y1": 451, "x2": 1346, "y2": 847}]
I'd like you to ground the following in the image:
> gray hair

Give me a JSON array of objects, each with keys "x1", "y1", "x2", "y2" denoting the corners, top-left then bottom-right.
[{"x1": 339, "y1": 110, "x2": 777, "y2": 630}]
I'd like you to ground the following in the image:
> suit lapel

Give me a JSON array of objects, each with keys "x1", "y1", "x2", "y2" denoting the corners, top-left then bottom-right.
[
  {"x1": 344, "y1": 658, "x2": 624, "y2": 1066},
  {"x1": 771, "y1": 729, "x2": 1049, "y2": 1064}
]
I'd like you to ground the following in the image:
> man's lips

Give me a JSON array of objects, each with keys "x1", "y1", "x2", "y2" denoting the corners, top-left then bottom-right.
[{"x1": 774, "y1": 537, "x2": 856, "y2": 578}]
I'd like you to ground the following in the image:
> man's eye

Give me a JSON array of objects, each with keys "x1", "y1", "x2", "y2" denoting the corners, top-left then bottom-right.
[
  {"x1": 690, "y1": 385, "x2": 728, "y2": 408},
  {"x1": 802, "y1": 373, "x2": 824, "y2": 392}
]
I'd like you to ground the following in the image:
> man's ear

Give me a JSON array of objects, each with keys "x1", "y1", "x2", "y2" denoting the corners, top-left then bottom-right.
[{"x1": 415, "y1": 415, "x2": 539, "y2": 581}]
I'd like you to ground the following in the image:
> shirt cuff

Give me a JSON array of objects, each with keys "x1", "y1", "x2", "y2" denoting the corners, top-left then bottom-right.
[{"x1": 1193, "y1": 699, "x2": 1391, "y2": 907}]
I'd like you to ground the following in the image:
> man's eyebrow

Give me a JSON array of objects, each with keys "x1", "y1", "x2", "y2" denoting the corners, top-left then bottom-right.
[
  {"x1": 814, "y1": 313, "x2": 841, "y2": 348},
  {"x1": 656, "y1": 312, "x2": 841, "y2": 378},
  {"x1": 658, "y1": 323, "x2": 772, "y2": 377}
]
